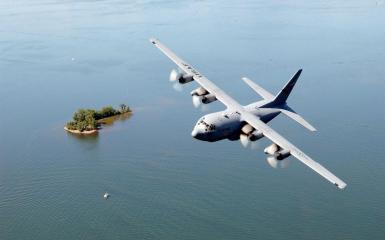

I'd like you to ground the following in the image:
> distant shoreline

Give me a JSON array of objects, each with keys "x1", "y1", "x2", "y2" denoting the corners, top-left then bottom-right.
[{"x1": 64, "y1": 126, "x2": 98, "y2": 135}]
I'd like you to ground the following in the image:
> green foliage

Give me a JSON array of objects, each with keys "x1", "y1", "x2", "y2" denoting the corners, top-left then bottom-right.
[
  {"x1": 66, "y1": 104, "x2": 130, "y2": 132},
  {"x1": 98, "y1": 106, "x2": 118, "y2": 119},
  {"x1": 76, "y1": 121, "x2": 88, "y2": 132},
  {"x1": 119, "y1": 104, "x2": 130, "y2": 113},
  {"x1": 66, "y1": 121, "x2": 77, "y2": 130}
]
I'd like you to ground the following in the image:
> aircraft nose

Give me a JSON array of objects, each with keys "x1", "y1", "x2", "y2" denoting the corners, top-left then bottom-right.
[
  {"x1": 191, "y1": 128, "x2": 204, "y2": 140},
  {"x1": 191, "y1": 129, "x2": 198, "y2": 137}
]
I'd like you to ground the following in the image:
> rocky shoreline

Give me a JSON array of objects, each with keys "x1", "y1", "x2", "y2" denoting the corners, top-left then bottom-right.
[{"x1": 64, "y1": 126, "x2": 98, "y2": 135}]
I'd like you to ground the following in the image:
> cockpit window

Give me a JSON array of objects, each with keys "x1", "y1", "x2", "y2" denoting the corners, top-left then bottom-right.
[{"x1": 198, "y1": 120, "x2": 215, "y2": 132}]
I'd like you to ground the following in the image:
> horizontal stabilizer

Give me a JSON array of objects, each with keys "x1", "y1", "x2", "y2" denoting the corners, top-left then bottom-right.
[
  {"x1": 280, "y1": 107, "x2": 317, "y2": 132},
  {"x1": 242, "y1": 77, "x2": 274, "y2": 100}
]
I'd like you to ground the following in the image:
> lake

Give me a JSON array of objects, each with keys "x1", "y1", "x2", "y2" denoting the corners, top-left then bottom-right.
[{"x1": 0, "y1": 0, "x2": 385, "y2": 239}]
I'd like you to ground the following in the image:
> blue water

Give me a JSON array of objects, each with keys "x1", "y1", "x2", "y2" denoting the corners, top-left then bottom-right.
[{"x1": 1, "y1": 1, "x2": 385, "y2": 239}]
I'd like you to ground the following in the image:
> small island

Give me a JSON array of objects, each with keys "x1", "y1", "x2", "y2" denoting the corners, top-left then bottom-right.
[{"x1": 65, "y1": 104, "x2": 131, "y2": 134}]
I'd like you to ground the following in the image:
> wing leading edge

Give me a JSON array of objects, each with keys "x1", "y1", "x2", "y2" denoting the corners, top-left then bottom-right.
[
  {"x1": 241, "y1": 112, "x2": 347, "y2": 189},
  {"x1": 150, "y1": 38, "x2": 241, "y2": 110},
  {"x1": 150, "y1": 38, "x2": 347, "y2": 190}
]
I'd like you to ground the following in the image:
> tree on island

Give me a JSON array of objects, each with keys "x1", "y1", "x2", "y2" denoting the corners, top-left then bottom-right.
[
  {"x1": 66, "y1": 104, "x2": 131, "y2": 132},
  {"x1": 119, "y1": 104, "x2": 130, "y2": 113},
  {"x1": 98, "y1": 106, "x2": 118, "y2": 119}
]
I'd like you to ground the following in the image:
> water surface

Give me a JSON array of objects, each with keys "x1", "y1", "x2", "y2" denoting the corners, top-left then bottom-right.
[{"x1": 1, "y1": 1, "x2": 385, "y2": 239}]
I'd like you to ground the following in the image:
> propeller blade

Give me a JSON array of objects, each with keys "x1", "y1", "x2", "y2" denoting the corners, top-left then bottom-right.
[
  {"x1": 266, "y1": 156, "x2": 290, "y2": 169},
  {"x1": 280, "y1": 158, "x2": 290, "y2": 168},
  {"x1": 192, "y1": 95, "x2": 202, "y2": 108},
  {"x1": 267, "y1": 156, "x2": 279, "y2": 168},
  {"x1": 172, "y1": 82, "x2": 183, "y2": 92},
  {"x1": 250, "y1": 141, "x2": 260, "y2": 150},
  {"x1": 240, "y1": 133, "x2": 250, "y2": 148},
  {"x1": 169, "y1": 69, "x2": 180, "y2": 82}
]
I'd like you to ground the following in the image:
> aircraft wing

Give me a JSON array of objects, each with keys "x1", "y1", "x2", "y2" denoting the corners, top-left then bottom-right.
[
  {"x1": 150, "y1": 38, "x2": 243, "y2": 110},
  {"x1": 150, "y1": 38, "x2": 347, "y2": 190},
  {"x1": 241, "y1": 111, "x2": 347, "y2": 189}
]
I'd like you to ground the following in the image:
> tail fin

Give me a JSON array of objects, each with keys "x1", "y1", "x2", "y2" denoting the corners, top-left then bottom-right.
[
  {"x1": 270, "y1": 69, "x2": 316, "y2": 132},
  {"x1": 242, "y1": 69, "x2": 315, "y2": 132},
  {"x1": 273, "y1": 69, "x2": 302, "y2": 105}
]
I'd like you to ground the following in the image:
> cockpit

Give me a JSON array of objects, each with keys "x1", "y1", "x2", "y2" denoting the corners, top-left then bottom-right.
[
  {"x1": 196, "y1": 118, "x2": 216, "y2": 132},
  {"x1": 192, "y1": 115, "x2": 220, "y2": 141}
]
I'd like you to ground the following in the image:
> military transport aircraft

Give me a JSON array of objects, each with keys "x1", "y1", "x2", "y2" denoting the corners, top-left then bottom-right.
[{"x1": 150, "y1": 38, "x2": 346, "y2": 190}]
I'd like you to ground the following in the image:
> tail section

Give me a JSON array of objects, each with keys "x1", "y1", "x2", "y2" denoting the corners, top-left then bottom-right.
[
  {"x1": 242, "y1": 77, "x2": 274, "y2": 100},
  {"x1": 242, "y1": 69, "x2": 316, "y2": 132},
  {"x1": 280, "y1": 106, "x2": 316, "y2": 132},
  {"x1": 272, "y1": 69, "x2": 302, "y2": 105}
]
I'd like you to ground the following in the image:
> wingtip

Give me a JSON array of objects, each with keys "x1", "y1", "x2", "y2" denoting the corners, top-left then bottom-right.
[
  {"x1": 149, "y1": 37, "x2": 157, "y2": 44},
  {"x1": 335, "y1": 182, "x2": 347, "y2": 190}
]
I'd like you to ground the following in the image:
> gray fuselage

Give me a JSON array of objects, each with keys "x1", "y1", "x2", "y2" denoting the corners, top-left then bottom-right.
[{"x1": 191, "y1": 101, "x2": 281, "y2": 142}]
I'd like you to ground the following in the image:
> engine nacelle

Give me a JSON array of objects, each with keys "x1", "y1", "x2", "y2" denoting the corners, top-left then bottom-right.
[
  {"x1": 241, "y1": 124, "x2": 254, "y2": 135},
  {"x1": 264, "y1": 143, "x2": 290, "y2": 160},
  {"x1": 169, "y1": 69, "x2": 194, "y2": 84},
  {"x1": 191, "y1": 87, "x2": 208, "y2": 96},
  {"x1": 248, "y1": 130, "x2": 264, "y2": 141},
  {"x1": 179, "y1": 74, "x2": 193, "y2": 84},
  {"x1": 201, "y1": 94, "x2": 217, "y2": 104},
  {"x1": 276, "y1": 149, "x2": 290, "y2": 160},
  {"x1": 264, "y1": 143, "x2": 280, "y2": 155},
  {"x1": 241, "y1": 124, "x2": 263, "y2": 141}
]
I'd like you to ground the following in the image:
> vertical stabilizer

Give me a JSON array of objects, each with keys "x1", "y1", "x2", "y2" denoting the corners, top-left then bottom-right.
[
  {"x1": 273, "y1": 69, "x2": 302, "y2": 105},
  {"x1": 264, "y1": 69, "x2": 316, "y2": 132}
]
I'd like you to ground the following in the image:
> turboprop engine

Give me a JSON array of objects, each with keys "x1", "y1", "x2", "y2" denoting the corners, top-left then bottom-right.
[
  {"x1": 190, "y1": 87, "x2": 217, "y2": 108},
  {"x1": 264, "y1": 143, "x2": 291, "y2": 168},
  {"x1": 264, "y1": 143, "x2": 290, "y2": 159},
  {"x1": 169, "y1": 69, "x2": 193, "y2": 84},
  {"x1": 239, "y1": 124, "x2": 264, "y2": 148},
  {"x1": 201, "y1": 94, "x2": 217, "y2": 104},
  {"x1": 191, "y1": 87, "x2": 207, "y2": 96}
]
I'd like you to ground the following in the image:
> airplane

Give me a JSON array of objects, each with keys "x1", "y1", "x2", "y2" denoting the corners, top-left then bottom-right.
[{"x1": 150, "y1": 38, "x2": 347, "y2": 190}]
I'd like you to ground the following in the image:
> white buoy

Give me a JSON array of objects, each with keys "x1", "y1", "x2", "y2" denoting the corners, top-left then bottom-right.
[{"x1": 103, "y1": 192, "x2": 110, "y2": 199}]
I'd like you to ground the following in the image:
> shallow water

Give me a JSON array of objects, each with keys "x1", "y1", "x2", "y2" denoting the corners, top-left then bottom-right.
[{"x1": 1, "y1": 1, "x2": 385, "y2": 239}]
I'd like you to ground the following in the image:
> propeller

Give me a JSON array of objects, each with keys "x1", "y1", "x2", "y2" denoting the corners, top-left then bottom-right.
[
  {"x1": 240, "y1": 135, "x2": 261, "y2": 149},
  {"x1": 240, "y1": 134, "x2": 249, "y2": 148},
  {"x1": 169, "y1": 69, "x2": 183, "y2": 92},
  {"x1": 266, "y1": 156, "x2": 290, "y2": 169},
  {"x1": 192, "y1": 95, "x2": 210, "y2": 112},
  {"x1": 172, "y1": 83, "x2": 183, "y2": 92},
  {"x1": 169, "y1": 69, "x2": 182, "y2": 82},
  {"x1": 239, "y1": 124, "x2": 255, "y2": 148},
  {"x1": 250, "y1": 141, "x2": 260, "y2": 150},
  {"x1": 192, "y1": 95, "x2": 202, "y2": 108}
]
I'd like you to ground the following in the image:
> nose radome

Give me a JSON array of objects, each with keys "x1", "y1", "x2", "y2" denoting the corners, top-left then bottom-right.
[{"x1": 191, "y1": 129, "x2": 198, "y2": 137}]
